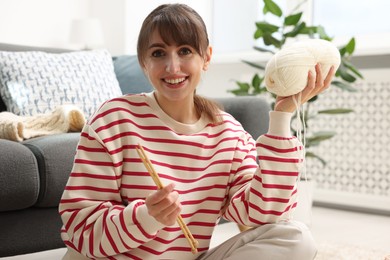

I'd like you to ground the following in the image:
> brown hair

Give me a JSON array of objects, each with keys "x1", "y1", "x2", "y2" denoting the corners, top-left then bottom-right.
[{"x1": 137, "y1": 4, "x2": 223, "y2": 124}]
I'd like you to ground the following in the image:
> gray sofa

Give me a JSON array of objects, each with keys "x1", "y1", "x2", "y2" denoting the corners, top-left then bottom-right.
[{"x1": 0, "y1": 43, "x2": 271, "y2": 257}]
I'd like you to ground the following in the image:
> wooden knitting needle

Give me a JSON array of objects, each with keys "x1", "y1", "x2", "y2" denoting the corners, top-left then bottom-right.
[{"x1": 135, "y1": 144, "x2": 199, "y2": 254}]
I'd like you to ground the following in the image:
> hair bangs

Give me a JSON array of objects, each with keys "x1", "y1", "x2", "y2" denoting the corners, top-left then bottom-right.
[{"x1": 153, "y1": 11, "x2": 203, "y2": 55}]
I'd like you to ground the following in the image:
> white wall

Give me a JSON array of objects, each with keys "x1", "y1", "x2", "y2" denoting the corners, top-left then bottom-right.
[
  {"x1": 212, "y1": 0, "x2": 259, "y2": 53},
  {"x1": 89, "y1": 0, "x2": 126, "y2": 55},
  {"x1": 0, "y1": 0, "x2": 233, "y2": 97},
  {"x1": 1, "y1": 0, "x2": 386, "y2": 99},
  {"x1": 0, "y1": 0, "x2": 213, "y2": 54},
  {"x1": 121, "y1": 0, "x2": 213, "y2": 55},
  {"x1": 0, "y1": 0, "x2": 90, "y2": 48}
]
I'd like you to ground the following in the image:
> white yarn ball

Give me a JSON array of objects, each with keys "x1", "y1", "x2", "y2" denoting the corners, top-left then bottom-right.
[{"x1": 264, "y1": 39, "x2": 341, "y2": 97}]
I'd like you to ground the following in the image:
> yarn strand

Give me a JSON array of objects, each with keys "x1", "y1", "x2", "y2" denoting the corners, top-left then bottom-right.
[{"x1": 290, "y1": 93, "x2": 312, "y2": 226}]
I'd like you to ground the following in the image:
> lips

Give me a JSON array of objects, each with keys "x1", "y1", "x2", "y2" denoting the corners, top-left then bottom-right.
[{"x1": 164, "y1": 77, "x2": 187, "y2": 85}]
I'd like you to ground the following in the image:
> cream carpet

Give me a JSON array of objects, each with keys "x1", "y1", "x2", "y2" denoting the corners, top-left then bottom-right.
[
  {"x1": 316, "y1": 242, "x2": 390, "y2": 260},
  {"x1": 2, "y1": 244, "x2": 389, "y2": 259}
]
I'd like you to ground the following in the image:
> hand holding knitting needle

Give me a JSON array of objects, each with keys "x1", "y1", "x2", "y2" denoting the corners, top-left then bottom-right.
[
  {"x1": 145, "y1": 182, "x2": 182, "y2": 226},
  {"x1": 136, "y1": 144, "x2": 199, "y2": 254},
  {"x1": 274, "y1": 63, "x2": 335, "y2": 113}
]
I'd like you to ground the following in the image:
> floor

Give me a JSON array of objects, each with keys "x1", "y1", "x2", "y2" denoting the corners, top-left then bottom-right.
[
  {"x1": 2, "y1": 206, "x2": 390, "y2": 259},
  {"x1": 310, "y1": 206, "x2": 390, "y2": 253}
]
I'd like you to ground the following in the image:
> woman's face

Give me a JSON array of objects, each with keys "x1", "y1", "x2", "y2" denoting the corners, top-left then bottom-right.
[{"x1": 142, "y1": 30, "x2": 211, "y2": 106}]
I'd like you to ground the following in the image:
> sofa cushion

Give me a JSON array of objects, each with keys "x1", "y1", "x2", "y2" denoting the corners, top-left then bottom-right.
[
  {"x1": 0, "y1": 42, "x2": 75, "y2": 113},
  {"x1": 214, "y1": 96, "x2": 271, "y2": 139},
  {"x1": 113, "y1": 55, "x2": 153, "y2": 94},
  {"x1": 0, "y1": 49, "x2": 122, "y2": 117},
  {"x1": 0, "y1": 139, "x2": 39, "y2": 211},
  {"x1": 23, "y1": 133, "x2": 80, "y2": 207}
]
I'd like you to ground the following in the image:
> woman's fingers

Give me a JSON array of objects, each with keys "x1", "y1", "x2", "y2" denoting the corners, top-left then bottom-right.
[
  {"x1": 158, "y1": 199, "x2": 182, "y2": 226},
  {"x1": 145, "y1": 183, "x2": 182, "y2": 226},
  {"x1": 301, "y1": 64, "x2": 335, "y2": 103},
  {"x1": 274, "y1": 64, "x2": 336, "y2": 112},
  {"x1": 146, "y1": 183, "x2": 175, "y2": 205},
  {"x1": 300, "y1": 69, "x2": 316, "y2": 102},
  {"x1": 322, "y1": 65, "x2": 336, "y2": 91},
  {"x1": 314, "y1": 63, "x2": 324, "y2": 88}
]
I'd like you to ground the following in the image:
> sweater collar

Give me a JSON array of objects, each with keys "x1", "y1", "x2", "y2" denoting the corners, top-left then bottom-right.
[{"x1": 145, "y1": 92, "x2": 209, "y2": 135}]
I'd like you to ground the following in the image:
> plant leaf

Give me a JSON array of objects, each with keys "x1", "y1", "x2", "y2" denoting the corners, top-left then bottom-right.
[
  {"x1": 306, "y1": 131, "x2": 336, "y2": 146},
  {"x1": 263, "y1": 33, "x2": 282, "y2": 48},
  {"x1": 343, "y1": 60, "x2": 364, "y2": 79},
  {"x1": 254, "y1": 29, "x2": 263, "y2": 39},
  {"x1": 345, "y1": 37, "x2": 356, "y2": 54},
  {"x1": 331, "y1": 80, "x2": 358, "y2": 92},
  {"x1": 318, "y1": 108, "x2": 354, "y2": 114},
  {"x1": 284, "y1": 12, "x2": 302, "y2": 26},
  {"x1": 229, "y1": 81, "x2": 251, "y2": 96},
  {"x1": 284, "y1": 22, "x2": 306, "y2": 38},
  {"x1": 241, "y1": 60, "x2": 266, "y2": 70},
  {"x1": 235, "y1": 81, "x2": 250, "y2": 91},
  {"x1": 263, "y1": 5, "x2": 268, "y2": 15},
  {"x1": 252, "y1": 74, "x2": 261, "y2": 89},
  {"x1": 264, "y1": 0, "x2": 283, "y2": 17},
  {"x1": 253, "y1": 46, "x2": 275, "y2": 54},
  {"x1": 338, "y1": 66, "x2": 357, "y2": 82},
  {"x1": 300, "y1": 26, "x2": 318, "y2": 35},
  {"x1": 316, "y1": 25, "x2": 332, "y2": 41},
  {"x1": 255, "y1": 22, "x2": 279, "y2": 33},
  {"x1": 253, "y1": 86, "x2": 268, "y2": 95},
  {"x1": 305, "y1": 151, "x2": 327, "y2": 166},
  {"x1": 252, "y1": 74, "x2": 266, "y2": 94},
  {"x1": 339, "y1": 37, "x2": 356, "y2": 56},
  {"x1": 308, "y1": 95, "x2": 318, "y2": 102}
]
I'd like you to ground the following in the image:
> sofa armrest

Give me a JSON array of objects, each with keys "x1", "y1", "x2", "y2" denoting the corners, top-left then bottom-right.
[
  {"x1": 0, "y1": 140, "x2": 39, "y2": 211},
  {"x1": 23, "y1": 133, "x2": 81, "y2": 207},
  {"x1": 214, "y1": 96, "x2": 271, "y2": 139}
]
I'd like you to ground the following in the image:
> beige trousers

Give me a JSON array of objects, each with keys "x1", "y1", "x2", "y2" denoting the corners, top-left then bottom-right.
[
  {"x1": 62, "y1": 248, "x2": 89, "y2": 260},
  {"x1": 198, "y1": 220, "x2": 317, "y2": 260},
  {"x1": 63, "y1": 221, "x2": 316, "y2": 260}
]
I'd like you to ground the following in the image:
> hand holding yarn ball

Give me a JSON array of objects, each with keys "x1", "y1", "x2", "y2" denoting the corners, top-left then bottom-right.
[{"x1": 265, "y1": 39, "x2": 340, "y2": 112}]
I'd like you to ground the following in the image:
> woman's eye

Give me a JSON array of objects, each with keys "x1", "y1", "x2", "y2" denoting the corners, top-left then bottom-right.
[
  {"x1": 151, "y1": 50, "x2": 164, "y2": 57},
  {"x1": 179, "y1": 47, "x2": 192, "y2": 56}
]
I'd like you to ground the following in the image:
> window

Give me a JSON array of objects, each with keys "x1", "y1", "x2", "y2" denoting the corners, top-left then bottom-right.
[
  {"x1": 212, "y1": 0, "x2": 261, "y2": 53},
  {"x1": 312, "y1": 0, "x2": 390, "y2": 54}
]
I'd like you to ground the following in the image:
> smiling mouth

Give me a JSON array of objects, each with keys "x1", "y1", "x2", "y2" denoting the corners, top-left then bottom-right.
[{"x1": 164, "y1": 77, "x2": 187, "y2": 85}]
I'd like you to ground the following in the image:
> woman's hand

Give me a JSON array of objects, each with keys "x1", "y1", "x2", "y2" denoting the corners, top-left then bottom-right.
[
  {"x1": 145, "y1": 183, "x2": 182, "y2": 226},
  {"x1": 274, "y1": 64, "x2": 336, "y2": 113}
]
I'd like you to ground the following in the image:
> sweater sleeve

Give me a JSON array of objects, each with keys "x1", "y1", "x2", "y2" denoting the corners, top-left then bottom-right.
[
  {"x1": 58, "y1": 124, "x2": 165, "y2": 258},
  {"x1": 222, "y1": 111, "x2": 303, "y2": 226}
]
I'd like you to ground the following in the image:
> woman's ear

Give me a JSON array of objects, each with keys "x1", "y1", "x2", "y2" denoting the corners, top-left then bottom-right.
[{"x1": 203, "y1": 46, "x2": 213, "y2": 71}]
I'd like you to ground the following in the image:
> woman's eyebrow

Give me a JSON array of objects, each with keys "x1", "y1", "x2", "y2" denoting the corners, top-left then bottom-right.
[{"x1": 148, "y1": 43, "x2": 166, "y2": 49}]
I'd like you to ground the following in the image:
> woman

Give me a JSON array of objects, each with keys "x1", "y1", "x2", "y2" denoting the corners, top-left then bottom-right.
[{"x1": 60, "y1": 3, "x2": 334, "y2": 260}]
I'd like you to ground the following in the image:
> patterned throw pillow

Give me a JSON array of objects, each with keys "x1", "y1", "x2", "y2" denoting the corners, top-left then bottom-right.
[{"x1": 0, "y1": 49, "x2": 122, "y2": 117}]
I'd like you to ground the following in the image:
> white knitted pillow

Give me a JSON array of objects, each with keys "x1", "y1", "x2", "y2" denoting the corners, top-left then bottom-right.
[
  {"x1": 264, "y1": 39, "x2": 341, "y2": 97},
  {"x1": 0, "y1": 49, "x2": 122, "y2": 117}
]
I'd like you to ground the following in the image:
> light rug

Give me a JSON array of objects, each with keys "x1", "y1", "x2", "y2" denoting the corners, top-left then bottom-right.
[{"x1": 316, "y1": 241, "x2": 389, "y2": 260}]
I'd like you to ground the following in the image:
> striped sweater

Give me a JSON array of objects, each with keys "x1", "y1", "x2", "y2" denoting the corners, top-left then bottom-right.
[{"x1": 59, "y1": 92, "x2": 303, "y2": 259}]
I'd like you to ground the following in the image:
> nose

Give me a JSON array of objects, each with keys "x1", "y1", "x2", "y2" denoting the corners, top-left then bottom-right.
[{"x1": 165, "y1": 53, "x2": 180, "y2": 73}]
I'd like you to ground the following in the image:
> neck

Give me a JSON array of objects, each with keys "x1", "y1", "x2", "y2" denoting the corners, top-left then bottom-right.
[{"x1": 153, "y1": 92, "x2": 199, "y2": 124}]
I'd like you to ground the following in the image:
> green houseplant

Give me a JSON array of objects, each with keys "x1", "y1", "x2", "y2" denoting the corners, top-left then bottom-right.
[{"x1": 228, "y1": 0, "x2": 364, "y2": 166}]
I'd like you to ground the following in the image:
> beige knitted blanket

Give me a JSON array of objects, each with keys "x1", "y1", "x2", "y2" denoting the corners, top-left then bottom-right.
[{"x1": 0, "y1": 105, "x2": 86, "y2": 142}]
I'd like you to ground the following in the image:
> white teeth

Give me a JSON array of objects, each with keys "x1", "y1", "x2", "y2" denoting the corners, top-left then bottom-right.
[{"x1": 165, "y1": 78, "x2": 185, "y2": 84}]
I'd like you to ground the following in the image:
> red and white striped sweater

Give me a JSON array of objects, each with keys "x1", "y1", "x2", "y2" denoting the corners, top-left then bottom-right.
[{"x1": 59, "y1": 92, "x2": 303, "y2": 259}]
